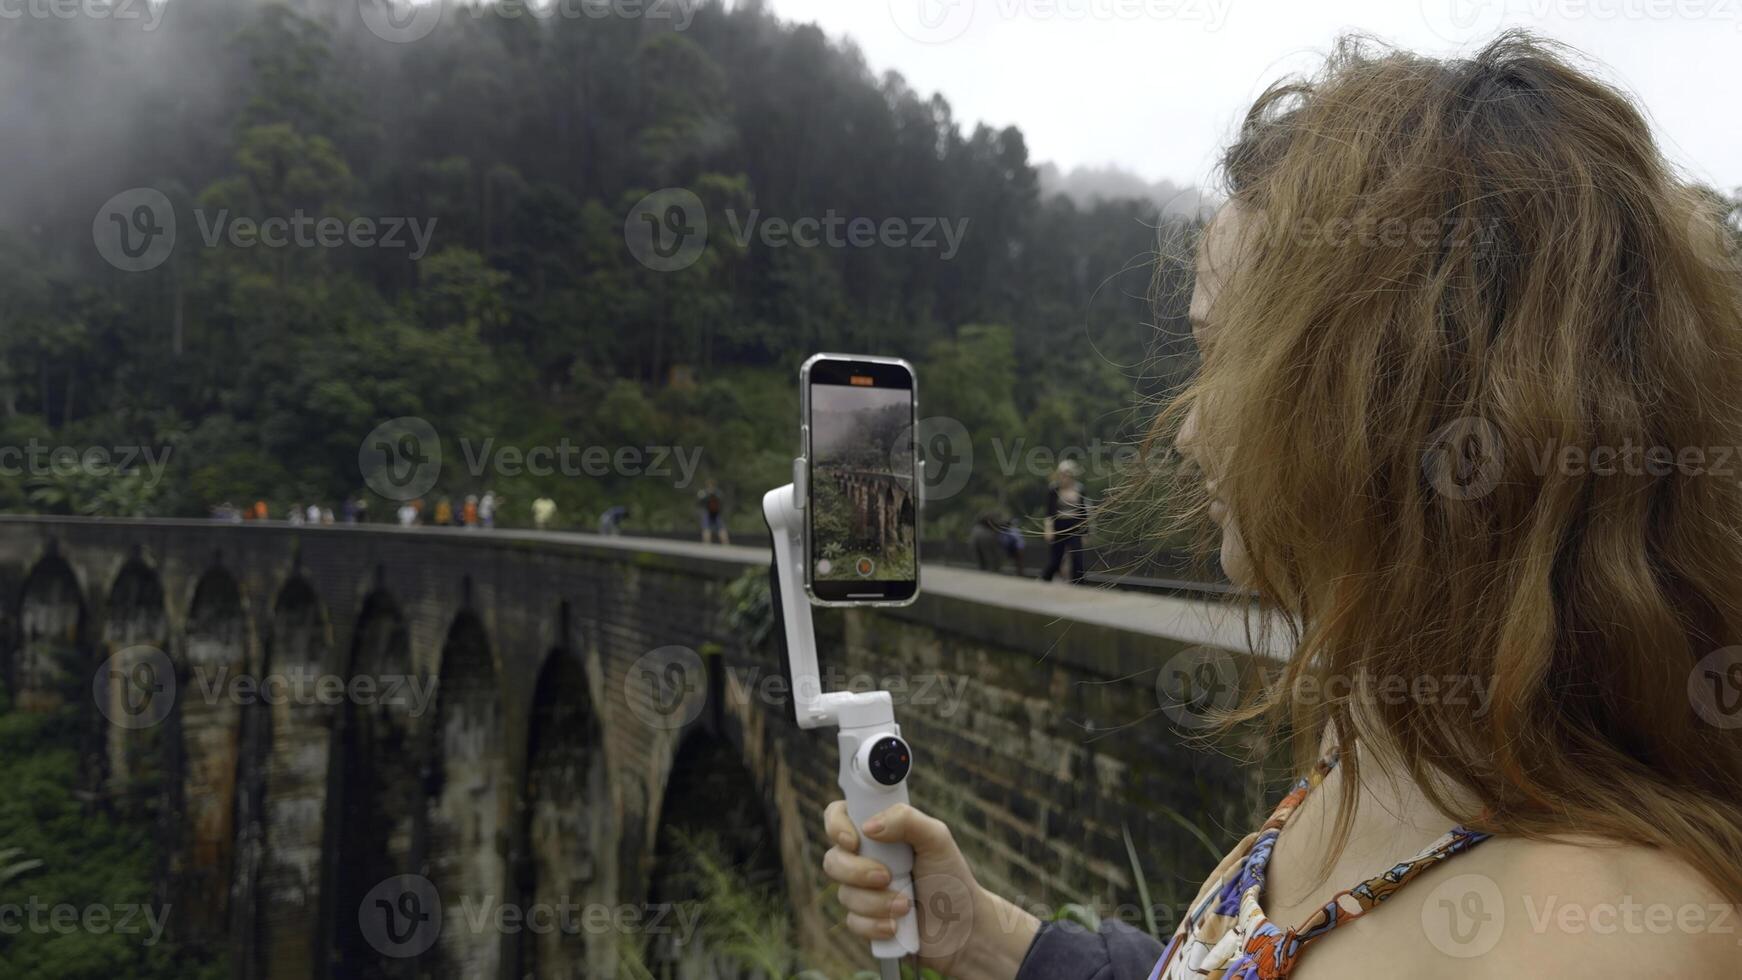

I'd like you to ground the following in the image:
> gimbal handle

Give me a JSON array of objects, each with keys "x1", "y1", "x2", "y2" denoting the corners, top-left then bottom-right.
[{"x1": 763, "y1": 478, "x2": 921, "y2": 963}]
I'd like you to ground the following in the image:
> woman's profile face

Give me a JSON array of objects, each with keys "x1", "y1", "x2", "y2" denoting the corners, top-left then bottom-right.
[{"x1": 1179, "y1": 204, "x2": 1254, "y2": 587}]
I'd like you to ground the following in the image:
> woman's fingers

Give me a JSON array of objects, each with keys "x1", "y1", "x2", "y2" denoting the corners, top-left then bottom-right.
[
  {"x1": 823, "y1": 845, "x2": 892, "y2": 890},
  {"x1": 845, "y1": 912, "x2": 901, "y2": 941},
  {"x1": 862, "y1": 802, "x2": 954, "y2": 856},
  {"x1": 823, "y1": 800, "x2": 859, "y2": 853},
  {"x1": 836, "y1": 883, "x2": 912, "y2": 919}
]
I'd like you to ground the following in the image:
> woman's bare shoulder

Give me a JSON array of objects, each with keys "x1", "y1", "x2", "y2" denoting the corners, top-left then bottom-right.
[{"x1": 1444, "y1": 836, "x2": 1741, "y2": 978}]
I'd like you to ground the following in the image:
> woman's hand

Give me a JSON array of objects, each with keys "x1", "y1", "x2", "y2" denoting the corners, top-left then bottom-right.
[{"x1": 821, "y1": 801, "x2": 1040, "y2": 980}]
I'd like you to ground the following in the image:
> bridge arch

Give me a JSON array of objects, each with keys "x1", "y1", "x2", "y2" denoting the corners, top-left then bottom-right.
[
  {"x1": 245, "y1": 575, "x2": 335, "y2": 979},
  {"x1": 424, "y1": 609, "x2": 507, "y2": 977},
  {"x1": 177, "y1": 566, "x2": 247, "y2": 951},
  {"x1": 100, "y1": 555, "x2": 169, "y2": 801},
  {"x1": 518, "y1": 645, "x2": 612, "y2": 979},
  {"x1": 14, "y1": 551, "x2": 89, "y2": 715},
  {"x1": 326, "y1": 588, "x2": 426, "y2": 976},
  {"x1": 645, "y1": 731, "x2": 787, "y2": 978}
]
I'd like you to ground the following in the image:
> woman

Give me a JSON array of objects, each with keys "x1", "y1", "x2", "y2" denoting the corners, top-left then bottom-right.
[
  {"x1": 1040, "y1": 460, "x2": 1091, "y2": 584},
  {"x1": 818, "y1": 34, "x2": 1742, "y2": 979}
]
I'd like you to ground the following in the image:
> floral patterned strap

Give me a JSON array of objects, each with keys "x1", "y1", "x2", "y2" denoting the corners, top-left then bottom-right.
[{"x1": 1283, "y1": 824, "x2": 1494, "y2": 950}]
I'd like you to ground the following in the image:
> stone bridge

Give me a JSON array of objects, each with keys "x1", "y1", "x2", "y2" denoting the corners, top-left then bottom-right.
[
  {"x1": 827, "y1": 469, "x2": 916, "y2": 555},
  {"x1": 0, "y1": 516, "x2": 1274, "y2": 978}
]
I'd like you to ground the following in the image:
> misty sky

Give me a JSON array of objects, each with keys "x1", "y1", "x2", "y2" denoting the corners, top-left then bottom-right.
[{"x1": 760, "y1": 0, "x2": 1742, "y2": 195}]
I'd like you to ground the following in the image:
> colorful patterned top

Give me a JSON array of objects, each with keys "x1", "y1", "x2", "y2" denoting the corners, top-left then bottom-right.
[{"x1": 1149, "y1": 755, "x2": 1492, "y2": 980}]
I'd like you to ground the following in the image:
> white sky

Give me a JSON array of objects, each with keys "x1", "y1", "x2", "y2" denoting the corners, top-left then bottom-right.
[{"x1": 758, "y1": 0, "x2": 1742, "y2": 194}]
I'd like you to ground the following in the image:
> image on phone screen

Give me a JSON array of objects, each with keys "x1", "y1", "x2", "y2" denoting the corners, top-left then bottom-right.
[{"x1": 806, "y1": 358, "x2": 918, "y2": 603}]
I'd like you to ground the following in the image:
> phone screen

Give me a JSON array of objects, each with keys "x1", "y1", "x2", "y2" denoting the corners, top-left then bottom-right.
[{"x1": 805, "y1": 357, "x2": 918, "y2": 603}]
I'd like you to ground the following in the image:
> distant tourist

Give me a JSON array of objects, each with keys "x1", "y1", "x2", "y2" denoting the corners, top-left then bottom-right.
[
  {"x1": 288, "y1": 503, "x2": 305, "y2": 526},
  {"x1": 1040, "y1": 460, "x2": 1091, "y2": 584},
  {"x1": 532, "y1": 496, "x2": 557, "y2": 530},
  {"x1": 305, "y1": 503, "x2": 321, "y2": 524},
  {"x1": 462, "y1": 494, "x2": 478, "y2": 527},
  {"x1": 970, "y1": 513, "x2": 1026, "y2": 575},
  {"x1": 397, "y1": 501, "x2": 418, "y2": 527},
  {"x1": 598, "y1": 504, "x2": 629, "y2": 536},
  {"x1": 479, "y1": 490, "x2": 498, "y2": 528},
  {"x1": 434, "y1": 496, "x2": 454, "y2": 526},
  {"x1": 697, "y1": 482, "x2": 729, "y2": 545},
  {"x1": 320, "y1": 507, "x2": 335, "y2": 525}
]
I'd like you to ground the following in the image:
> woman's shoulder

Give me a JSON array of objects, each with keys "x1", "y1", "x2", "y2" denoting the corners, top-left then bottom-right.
[{"x1": 1437, "y1": 835, "x2": 1739, "y2": 978}]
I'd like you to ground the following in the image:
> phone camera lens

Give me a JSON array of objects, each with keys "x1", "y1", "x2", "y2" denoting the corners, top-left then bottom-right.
[{"x1": 867, "y1": 736, "x2": 911, "y2": 786}]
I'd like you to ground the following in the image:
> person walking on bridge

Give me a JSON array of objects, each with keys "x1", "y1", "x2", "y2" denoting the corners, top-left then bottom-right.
[
  {"x1": 1040, "y1": 460, "x2": 1090, "y2": 584},
  {"x1": 697, "y1": 482, "x2": 729, "y2": 545},
  {"x1": 598, "y1": 504, "x2": 629, "y2": 536},
  {"x1": 532, "y1": 496, "x2": 557, "y2": 530}
]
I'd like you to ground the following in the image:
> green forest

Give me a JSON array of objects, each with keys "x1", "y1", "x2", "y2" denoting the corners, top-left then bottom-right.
[{"x1": 0, "y1": 0, "x2": 1203, "y2": 538}]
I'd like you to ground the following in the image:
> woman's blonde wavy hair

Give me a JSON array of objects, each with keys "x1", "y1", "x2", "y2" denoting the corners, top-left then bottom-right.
[{"x1": 1143, "y1": 32, "x2": 1742, "y2": 900}]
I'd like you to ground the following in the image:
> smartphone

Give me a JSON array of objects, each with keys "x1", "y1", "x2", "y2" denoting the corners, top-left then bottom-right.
[{"x1": 801, "y1": 353, "x2": 920, "y2": 605}]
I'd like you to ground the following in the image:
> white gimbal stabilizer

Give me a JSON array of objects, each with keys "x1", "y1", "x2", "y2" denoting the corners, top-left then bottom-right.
[{"x1": 763, "y1": 475, "x2": 921, "y2": 975}]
